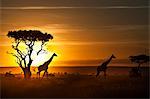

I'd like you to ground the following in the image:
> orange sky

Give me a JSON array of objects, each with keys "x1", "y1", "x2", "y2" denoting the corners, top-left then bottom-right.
[{"x1": 0, "y1": 0, "x2": 149, "y2": 67}]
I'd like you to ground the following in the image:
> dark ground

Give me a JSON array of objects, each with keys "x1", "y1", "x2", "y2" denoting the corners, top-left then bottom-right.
[{"x1": 1, "y1": 72, "x2": 149, "y2": 98}]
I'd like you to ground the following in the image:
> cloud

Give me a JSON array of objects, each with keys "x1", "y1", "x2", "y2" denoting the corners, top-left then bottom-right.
[
  {"x1": 0, "y1": 6, "x2": 148, "y2": 10},
  {"x1": 50, "y1": 41, "x2": 148, "y2": 46},
  {"x1": 0, "y1": 40, "x2": 147, "y2": 46},
  {"x1": 55, "y1": 59, "x2": 132, "y2": 66}
]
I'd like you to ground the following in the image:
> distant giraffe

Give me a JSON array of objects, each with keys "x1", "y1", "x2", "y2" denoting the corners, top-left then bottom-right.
[
  {"x1": 37, "y1": 53, "x2": 57, "y2": 78},
  {"x1": 96, "y1": 54, "x2": 116, "y2": 78}
]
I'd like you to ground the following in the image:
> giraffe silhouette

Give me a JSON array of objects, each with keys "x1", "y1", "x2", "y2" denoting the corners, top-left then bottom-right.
[
  {"x1": 96, "y1": 54, "x2": 116, "y2": 78},
  {"x1": 37, "y1": 53, "x2": 57, "y2": 78}
]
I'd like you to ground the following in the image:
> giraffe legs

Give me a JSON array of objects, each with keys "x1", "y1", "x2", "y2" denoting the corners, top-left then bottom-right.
[
  {"x1": 104, "y1": 70, "x2": 107, "y2": 79},
  {"x1": 43, "y1": 71, "x2": 48, "y2": 78},
  {"x1": 37, "y1": 72, "x2": 40, "y2": 78},
  {"x1": 45, "y1": 72, "x2": 48, "y2": 78},
  {"x1": 43, "y1": 72, "x2": 46, "y2": 78},
  {"x1": 96, "y1": 70, "x2": 100, "y2": 77},
  {"x1": 96, "y1": 70, "x2": 107, "y2": 79}
]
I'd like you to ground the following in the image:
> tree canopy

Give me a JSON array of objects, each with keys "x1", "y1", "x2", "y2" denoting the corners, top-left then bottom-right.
[
  {"x1": 129, "y1": 54, "x2": 149, "y2": 66},
  {"x1": 7, "y1": 30, "x2": 53, "y2": 42}
]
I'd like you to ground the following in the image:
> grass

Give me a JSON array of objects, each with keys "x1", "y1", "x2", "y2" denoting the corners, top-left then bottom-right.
[{"x1": 1, "y1": 73, "x2": 149, "y2": 98}]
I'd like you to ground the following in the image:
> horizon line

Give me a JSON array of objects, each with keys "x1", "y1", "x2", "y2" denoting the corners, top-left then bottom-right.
[{"x1": 0, "y1": 66, "x2": 149, "y2": 68}]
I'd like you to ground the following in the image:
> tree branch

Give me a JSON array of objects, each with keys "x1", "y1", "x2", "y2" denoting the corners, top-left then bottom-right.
[
  {"x1": 7, "y1": 52, "x2": 24, "y2": 69},
  {"x1": 11, "y1": 40, "x2": 27, "y2": 68},
  {"x1": 12, "y1": 41, "x2": 25, "y2": 58},
  {"x1": 26, "y1": 41, "x2": 35, "y2": 69},
  {"x1": 37, "y1": 41, "x2": 45, "y2": 55}
]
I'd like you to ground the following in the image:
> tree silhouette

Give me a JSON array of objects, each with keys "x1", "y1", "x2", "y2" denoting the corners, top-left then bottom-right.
[
  {"x1": 129, "y1": 54, "x2": 149, "y2": 68},
  {"x1": 7, "y1": 30, "x2": 53, "y2": 79}
]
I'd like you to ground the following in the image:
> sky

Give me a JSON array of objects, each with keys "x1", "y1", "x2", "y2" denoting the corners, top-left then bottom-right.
[{"x1": 0, "y1": 0, "x2": 149, "y2": 67}]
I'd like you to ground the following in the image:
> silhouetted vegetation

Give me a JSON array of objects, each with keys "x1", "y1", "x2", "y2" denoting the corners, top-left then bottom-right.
[
  {"x1": 5, "y1": 71, "x2": 15, "y2": 78},
  {"x1": 7, "y1": 30, "x2": 53, "y2": 78},
  {"x1": 129, "y1": 67, "x2": 142, "y2": 78},
  {"x1": 129, "y1": 54, "x2": 149, "y2": 68},
  {"x1": 129, "y1": 54, "x2": 149, "y2": 77},
  {"x1": 1, "y1": 72, "x2": 149, "y2": 98}
]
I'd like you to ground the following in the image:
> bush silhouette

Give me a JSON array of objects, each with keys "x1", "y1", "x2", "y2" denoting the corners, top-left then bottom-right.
[
  {"x1": 129, "y1": 54, "x2": 149, "y2": 77},
  {"x1": 129, "y1": 54, "x2": 149, "y2": 68}
]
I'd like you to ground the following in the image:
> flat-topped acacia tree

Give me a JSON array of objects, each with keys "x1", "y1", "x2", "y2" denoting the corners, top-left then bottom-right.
[
  {"x1": 7, "y1": 30, "x2": 53, "y2": 79},
  {"x1": 129, "y1": 54, "x2": 149, "y2": 68}
]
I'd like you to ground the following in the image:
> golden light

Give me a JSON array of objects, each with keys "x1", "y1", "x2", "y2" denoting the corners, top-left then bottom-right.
[{"x1": 14, "y1": 26, "x2": 62, "y2": 67}]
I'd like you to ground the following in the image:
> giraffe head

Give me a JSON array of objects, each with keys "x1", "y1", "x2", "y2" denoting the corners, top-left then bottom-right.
[
  {"x1": 111, "y1": 54, "x2": 116, "y2": 58},
  {"x1": 53, "y1": 53, "x2": 57, "y2": 57}
]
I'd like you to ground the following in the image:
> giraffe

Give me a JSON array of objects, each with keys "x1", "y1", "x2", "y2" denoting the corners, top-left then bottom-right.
[
  {"x1": 96, "y1": 54, "x2": 116, "y2": 78},
  {"x1": 37, "y1": 53, "x2": 57, "y2": 78}
]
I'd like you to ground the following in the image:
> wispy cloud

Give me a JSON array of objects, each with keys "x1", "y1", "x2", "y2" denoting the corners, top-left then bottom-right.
[
  {"x1": 43, "y1": 24, "x2": 148, "y2": 31},
  {"x1": 56, "y1": 59, "x2": 131, "y2": 66},
  {"x1": 49, "y1": 41, "x2": 148, "y2": 46},
  {"x1": 0, "y1": 41, "x2": 148, "y2": 46},
  {"x1": 0, "y1": 6, "x2": 149, "y2": 10}
]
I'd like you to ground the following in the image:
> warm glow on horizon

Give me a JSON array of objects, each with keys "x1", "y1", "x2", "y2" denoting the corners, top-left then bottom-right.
[
  {"x1": 0, "y1": 0, "x2": 148, "y2": 67},
  {"x1": 0, "y1": 1, "x2": 149, "y2": 98}
]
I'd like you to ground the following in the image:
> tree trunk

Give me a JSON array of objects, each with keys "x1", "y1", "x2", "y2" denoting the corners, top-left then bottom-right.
[{"x1": 22, "y1": 67, "x2": 31, "y2": 79}]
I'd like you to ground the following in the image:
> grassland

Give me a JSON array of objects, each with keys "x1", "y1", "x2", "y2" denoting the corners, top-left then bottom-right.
[{"x1": 1, "y1": 72, "x2": 149, "y2": 98}]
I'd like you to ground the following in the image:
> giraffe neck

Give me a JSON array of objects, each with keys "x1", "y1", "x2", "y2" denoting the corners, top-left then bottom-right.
[
  {"x1": 48, "y1": 55, "x2": 55, "y2": 63},
  {"x1": 44, "y1": 55, "x2": 55, "y2": 65},
  {"x1": 105, "y1": 56, "x2": 113, "y2": 65}
]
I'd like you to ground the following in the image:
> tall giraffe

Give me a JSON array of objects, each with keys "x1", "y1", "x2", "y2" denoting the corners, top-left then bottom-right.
[
  {"x1": 37, "y1": 53, "x2": 57, "y2": 78},
  {"x1": 96, "y1": 54, "x2": 116, "y2": 78}
]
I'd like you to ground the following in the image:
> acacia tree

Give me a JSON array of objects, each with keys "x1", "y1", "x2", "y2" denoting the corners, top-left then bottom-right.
[
  {"x1": 7, "y1": 30, "x2": 53, "y2": 79},
  {"x1": 129, "y1": 54, "x2": 149, "y2": 68}
]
